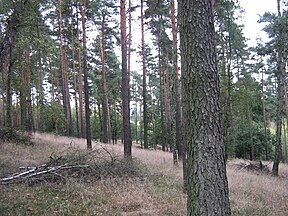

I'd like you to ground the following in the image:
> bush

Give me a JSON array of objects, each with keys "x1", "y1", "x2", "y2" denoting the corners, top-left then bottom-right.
[{"x1": 0, "y1": 127, "x2": 33, "y2": 145}]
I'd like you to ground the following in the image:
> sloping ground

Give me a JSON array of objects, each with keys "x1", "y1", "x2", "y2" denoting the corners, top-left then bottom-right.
[{"x1": 0, "y1": 133, "x2": 288, "y2": 215}]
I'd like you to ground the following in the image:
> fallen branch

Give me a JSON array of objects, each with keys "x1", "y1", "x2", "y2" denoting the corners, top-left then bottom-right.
[
  {"x1": 1, "y1": 146, "x2": 146, "y2": 185},
  {"x1": 0, "y1": 163, "x2": 89, "y2": 184},
  {"x1": 238, "y1": 161, "x2": 270, "y2": 173}
]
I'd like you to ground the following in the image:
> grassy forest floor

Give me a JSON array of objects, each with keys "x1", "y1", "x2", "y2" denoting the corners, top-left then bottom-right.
[{"x1": 1, "y1": 133, "x2": 288, "y2": 216}]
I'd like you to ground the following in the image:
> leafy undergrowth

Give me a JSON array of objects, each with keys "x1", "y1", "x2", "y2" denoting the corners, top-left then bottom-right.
[{"x1": 1, "y1": 133, "x2": 288, "y2": 215}]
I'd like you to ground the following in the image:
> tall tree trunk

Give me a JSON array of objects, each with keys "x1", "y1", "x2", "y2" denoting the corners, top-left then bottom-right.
[
  {"x1": 97, "y1": 102, "x2": 103, "y2": 141},
  {"x1": 37, "y1": 24, "x2": 44, "y2": 132},
  {"x1": 71, "y1": 23, "x2": 80, "y2": 138},
  {"x1": 283, "y1": 122, "x2": 287, "y2": 163},
  {"x1": 20, "y1": 50, "x2": 27, "y2": 130},
  {"x1": 77, "y1": 8, "x2": 85, "y2": 138},
  {"x1": 112, "y1": 101, "x2": 118, "y2": 144},
  {"x1": 170, "y1": 0, "x2": 182, "y2": 163},
  {"x1": 150, "y1": 86, "x2": 156, "y2": 149},
  {"x1": 100, "y1": 22, "x2": 111, "y2": 143},
  {"x1": 20, "y1": 48, "x2": 33, "y2": 133},
  {"x1": 262, "y1": 70, "x2": 269, "y2": 160},
  {"x1": 273, "y1": 74, "x2": 284, "y2": 175},
  {"x1": 158, "y1": 45, "x2": 165, "y2": 152},
  {"x1": 164, "y1": 55, "x2": 172, "y2": 153},
  {"x1": 49, "y1": 58, "x2": 56, "y2": 102},
  {"x1": 273, "y1": 0, "x2": 285, "y2": 176},
  {"x1": 128, "y1": 0, "x2": 132, "y2": 145},
  {"x1": 135, "y1": 99, "x2": 138, "y2": 144},
  {"x1": 179, "y1": 0, "x2": 231, "y2": 214},
  {"x1": 284, "y1": 87, "x2": 288, "y2": 163},
  {"x1": 141, "y1": 0, "x2": 148, "y2": 149},
  {"x1": 121, "y1": 0, "x2": 132, "y2": 159},
  {"x1": 6, "y1": 48, "x2": 13, "y2": 127},
  {"x1": 80, "y1": 0, "x2": 92, "y2": 149},
  {"x1": 58, "y1": 0, "x2": 72, "y2": 136},
  {"x1": 248, "y1": 105, "x2": 254, "y2": 161}
]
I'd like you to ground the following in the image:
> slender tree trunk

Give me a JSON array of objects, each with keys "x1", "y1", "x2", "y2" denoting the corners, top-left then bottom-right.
[
  {"x1": 139, "y1": 104, "x2": 143, "y2": 147},
  {"x1": 273, "y1": 0, "x2": 285, "y2": 176},
  {"x1": 128, "y1": 0, "x2": 132, "y2": 85},
  {"x1": 150, "y1": 86, "x2": 156, "y2": 149},
  {"x1": 48, "y1": 59, "x2": 55, "y2": 102},
  {"x1": 20, "y1": 48, "x2": 33, "y2": 133},
  {"x1": 71, "y1": 23, "x2": 80, "y2": 138},
  {"x1": 37, "y1": 24, "x2": 44, "y2": 132},
  {"x1": 284, "y1": 87, "x2": 288, "y2": 163},
  {"x1": 135, "y1": 100, "x2": 138, "y2": 143},
  {"x1": 273, "y1": 75, "x2": 284, "y2": 175},
  {"x1": 121, "y1": 0, "x2": 132, "y2": 159},
  {"x1": 97, "y1": 102, "x2": 103, "y2": 141},
  {"x1": 158, "y1": 45, "x2": 165, "y2": 152},
  {"x1": 80, "y1": 0, "x2": 92, "y2": 149},
  {"x1": 6, "y1": 48, "x2": 12, "y2": 127},
  {"x1": 248, "y1": 106, "x2": 254, "y2": 160},
  {"x1": 100, "y1": 23, "x2": 111, "y2": 143},
  {"x1": 112, "y1": 101, "x2": 118, "y2": 144},
  {"x1": 283, "y1": 122, "x2": 287, "y2": 163},
  {"x1": 262, "y1": 70, "x2": 269, "y2": 160},
  {"x1": 141, "y1": 0, "x2": 148, "y2": 149},
  {"x1": 170, "y1": 0, "x2": 182, "y2": 163},
  {"x1": 20, "y1": 50, "x2": 27, "y2": 129},
  {"x1": 77, "y1": 9, "x2": 85, "y2": 138},
  {"x1": 164, "y1": 55, "x2": 172, "y2": 153},
  {"x1": 179, "y1": 0, "x2": 231, "y2": 214},
  {"x1": 58, "y1": 0, "x2": 72, "y2": 135}
]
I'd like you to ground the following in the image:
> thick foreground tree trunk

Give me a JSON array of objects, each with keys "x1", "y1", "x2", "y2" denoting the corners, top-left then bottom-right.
[{"x1": 179, "y1": 0, "x2": 231, "y2": 215}]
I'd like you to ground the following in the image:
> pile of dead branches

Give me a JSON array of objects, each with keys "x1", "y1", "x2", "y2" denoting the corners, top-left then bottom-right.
[
  {"x1": 237, "y1": 160, "x2": 270, "y2": 174},
  {"x1": 0, "y1": 145, "x2": 146, "y2": 185}
]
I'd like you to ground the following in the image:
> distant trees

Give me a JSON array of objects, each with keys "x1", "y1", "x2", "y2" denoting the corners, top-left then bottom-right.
[{"x1": 0, "y1": 0, "x2": 288, "y2": 177}]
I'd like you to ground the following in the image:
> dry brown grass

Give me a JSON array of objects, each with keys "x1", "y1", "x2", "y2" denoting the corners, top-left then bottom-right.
[{"x1": 1, "y1": 133, "x2": 288, "y2": 215}]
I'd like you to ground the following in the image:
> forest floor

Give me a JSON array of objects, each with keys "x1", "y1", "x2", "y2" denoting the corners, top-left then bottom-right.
[{"x1": 1, "y1": 133, "x2": 288, "y2": 216}]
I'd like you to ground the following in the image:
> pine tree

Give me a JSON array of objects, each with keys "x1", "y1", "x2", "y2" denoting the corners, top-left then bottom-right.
[{"x1": 179, "y1": 0, "x2": 231, "y2": 214}]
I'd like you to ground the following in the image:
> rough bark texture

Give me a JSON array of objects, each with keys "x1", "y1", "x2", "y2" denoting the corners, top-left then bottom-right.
[
  {"x1": 121, "y1": 0, "x2": 132, "y2": 159},
  {"x1": 179, "y1": 0, "x2": 231, "y2": 215},
  {"x1": 80, "y1": 0, "x2": 92, "y2": 149},
  {"x1": 141, "y1": 0, "x2": 148, "y2": 149}
]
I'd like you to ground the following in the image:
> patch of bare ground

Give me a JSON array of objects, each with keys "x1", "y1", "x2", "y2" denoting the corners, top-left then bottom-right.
[{"x1": 1, "y1": 133, "x2": 288, "y2": 215}]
